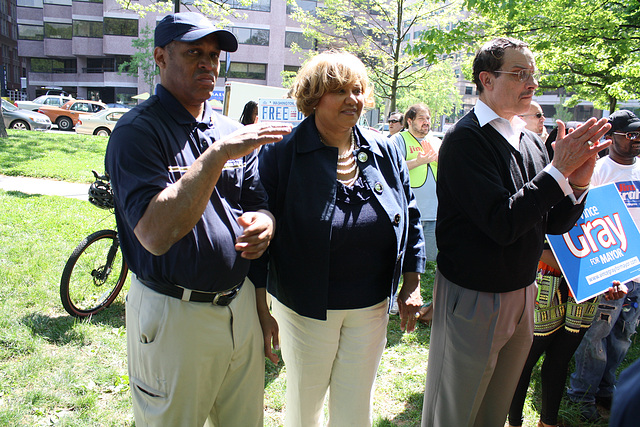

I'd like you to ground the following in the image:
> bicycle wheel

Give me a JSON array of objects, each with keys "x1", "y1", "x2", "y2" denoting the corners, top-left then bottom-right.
[{"x1": 60, "y1": 229, "x2": 128, "y2": 317}]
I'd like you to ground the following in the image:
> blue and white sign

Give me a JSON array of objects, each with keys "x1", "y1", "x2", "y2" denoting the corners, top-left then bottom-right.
[
  {"x1": 258, "y1": 98, "x2": 304, "y2": 126},
  {"x1": 548, "y1": 183, "x2": 640, "y2": 303}
]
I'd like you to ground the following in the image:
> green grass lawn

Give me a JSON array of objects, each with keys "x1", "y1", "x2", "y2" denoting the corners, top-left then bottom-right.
[
  {"x1": 0, "y1": 131, "x2": 638, "y2": 426},
  {"x1": 0, "y1": 130, "x2": 108, "y2": 183}
]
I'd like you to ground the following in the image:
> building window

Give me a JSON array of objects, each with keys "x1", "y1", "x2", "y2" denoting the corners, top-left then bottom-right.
[
  {"x1": 84, "y1": 56, "x2": 131, "y2": 73},
  {"x1": 104, "y1": 17, "x2": 138, "y2": 37},
  {"x1": 285, "y1": 31, "x2": 313, "y2": 49},
  {"x1": 73, "y1": 20, "x2": 103, "y2": 38},
  {"x1": 287, "y1": 0, "x2": 317, "y2": 14},
  {"x1": 464, "y1": 86, "x2": 473, "y2": 95},
  {"x1": 231, "y1": 27, "x2": 269, "y2": 46},
  {"x1": 229, "y1": 0, "x2": 270, "y2": 12},
  {"x1": 284, "y1": 65, "x2": 299, "y2": 73},
  {"x1": 45, "y1": 22, "x2": 72, "y2": 40},
  {"x1": 31, "y1": 58, "x2": 77, "y2": 73},
  {"x1": 220, "y1": 62, "x2": 266, "y2": 80},
  {"x1": 16, "y1": 0, "x2": 43, "y2": 7},
  {"x1": 18, "y1": 24, "x2": 43, "y2": 40}
]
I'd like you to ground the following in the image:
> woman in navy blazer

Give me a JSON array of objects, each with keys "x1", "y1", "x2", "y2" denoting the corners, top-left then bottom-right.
[{"x1": 251, "y1": 51, "x2": 425, "y2": 427}]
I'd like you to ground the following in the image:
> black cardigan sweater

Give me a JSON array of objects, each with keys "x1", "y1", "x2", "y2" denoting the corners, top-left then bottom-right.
[{"x1": 436, "y1": 110, "x2": 584, "y2": 293}]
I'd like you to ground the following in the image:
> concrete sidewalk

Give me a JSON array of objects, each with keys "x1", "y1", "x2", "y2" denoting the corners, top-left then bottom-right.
[{"x1": 0, "y1": 175, "x2": 90, "y2": 200}]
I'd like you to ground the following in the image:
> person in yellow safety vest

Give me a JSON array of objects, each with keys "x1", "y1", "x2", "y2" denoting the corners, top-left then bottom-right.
[{"x1": 390, "y1": 103, "x2": 440, "y2": 322}]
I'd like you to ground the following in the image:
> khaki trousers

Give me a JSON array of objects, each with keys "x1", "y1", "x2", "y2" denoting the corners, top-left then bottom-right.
[
  {"x1": 126, "y1": 275, "x2": 264, "y2": 427},
  {"x1": 421, "y1": 270, "x2": 535, "y2": 427},
  {"x1": 272, "y1": 298, "x2": 389, "y2": 427}
]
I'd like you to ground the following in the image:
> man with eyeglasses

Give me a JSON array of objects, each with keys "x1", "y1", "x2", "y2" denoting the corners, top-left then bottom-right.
[
  {"x1": 520, "y1": 100, "x2": 549, "y2": 141},
  {"x1": 420, "y1": 37, "x2": 611, "y2": 427},
  {"x1": 567, "y1": 109, "x2": 640, "y2": 422},
  {"x1": 387, "y1": 111, "x2": 404, "y2": 136}
]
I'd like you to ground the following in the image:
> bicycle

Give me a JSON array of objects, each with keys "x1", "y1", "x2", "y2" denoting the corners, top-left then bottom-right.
[{"x1": 60, "y1": 170, "x2": 128, "y2": 318}]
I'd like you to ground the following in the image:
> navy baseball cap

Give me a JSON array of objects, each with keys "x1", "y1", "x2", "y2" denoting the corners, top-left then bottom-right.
[
  {"x1": 608, "y1": 110, "x2": 640, "y2": 133},
  {"x1": 155, "y1": 12, "x2": 238, "y2": 52}
]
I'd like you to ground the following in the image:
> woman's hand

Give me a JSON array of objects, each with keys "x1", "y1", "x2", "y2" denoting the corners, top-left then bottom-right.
[
  {"x1": 255, "y1": 288, "x2": 280, "y2": 363},
  {"x1": 397, "y1": 272, "x2": 423, "y2": 333}
]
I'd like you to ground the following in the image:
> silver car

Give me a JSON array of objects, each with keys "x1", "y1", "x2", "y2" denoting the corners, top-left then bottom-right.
[
  {"x1": 2, "y1": 99, "x2": 52, "y2": 131},
  {"x1": 75, "y1": 107, "x2": 129, "y2": 136},
  {"x1": 15, "y1": 95, "x2": 74, "y2": 112}
]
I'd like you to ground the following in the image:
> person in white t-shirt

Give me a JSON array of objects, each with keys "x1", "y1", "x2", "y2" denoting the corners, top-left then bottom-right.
[{"x1": 568, "y1": 109, "x2": 640, "y2": 422}]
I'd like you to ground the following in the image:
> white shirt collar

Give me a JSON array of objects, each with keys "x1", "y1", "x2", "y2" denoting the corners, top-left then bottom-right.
[{"x1": 474, "y1": 100, "x2": 527, "y2": 150}]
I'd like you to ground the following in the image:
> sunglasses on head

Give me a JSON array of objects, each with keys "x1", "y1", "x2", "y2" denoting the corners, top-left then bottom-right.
[
  {"x1": 614, "y1": 132, "x2": 640, "y2": 141},
  {"x1": 388, "y1": 119, "x2": 401, "y2": 124},
  {"x1": 520, "y1": 113, "x2": 544, "y2": 119}
]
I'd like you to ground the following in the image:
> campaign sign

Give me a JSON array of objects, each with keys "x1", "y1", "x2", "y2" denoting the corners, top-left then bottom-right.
[
  {"x1": 547, "y1": 183, "x2": 640, "y2": 303},
  {"x1": 258, "y1": 98, "x2": 304, "y2": 126}
]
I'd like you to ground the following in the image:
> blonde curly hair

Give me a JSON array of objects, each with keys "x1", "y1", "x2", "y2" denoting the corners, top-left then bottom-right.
[{"x1": 291, "y1": 50, "x2": 374, "y2": 117}]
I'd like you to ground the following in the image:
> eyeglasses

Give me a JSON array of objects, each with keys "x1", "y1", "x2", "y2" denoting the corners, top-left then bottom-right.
[
  {"x1": 494, "y1": 69, "x2": 541, "y2": 82},
  {"x1": 388, "y1": 119, "x2": 401, "y2": 124},
  {"x1": 519, "y1": 113, "x2": 544, "y2": 119},
  {"x1": 614, "y1": 132, "x2": 640, "y2": 141}
]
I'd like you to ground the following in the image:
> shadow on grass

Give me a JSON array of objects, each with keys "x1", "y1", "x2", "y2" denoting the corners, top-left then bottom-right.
[
  {"x1": 265, "y1": 355, "x2": 285, "y2": 388},
  {"x1": 386, "y1": 314, "x2": 431, "y2": 348},
  {"x1": 4, "y1": 190, "x2": 43, "y2": 199},
  {"x1": 375, "y1": 391, "x2": 424, "y2": 426},
  {"x1": 21, "y1": 303, "x2": 126, "y2": 346}
]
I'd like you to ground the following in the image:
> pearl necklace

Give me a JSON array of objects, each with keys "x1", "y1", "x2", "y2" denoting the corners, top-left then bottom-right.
[
  {"x1": 336, "y1": 131, "x2": 359, "y2": 186},
  {"x1": 319, "y1": 129, "x2": 359, "y2": 187}
]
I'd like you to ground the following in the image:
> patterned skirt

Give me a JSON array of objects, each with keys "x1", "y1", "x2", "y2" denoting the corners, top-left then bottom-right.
[{"x1": 534, "y1": 271, "x2": 600, "y2": 336}]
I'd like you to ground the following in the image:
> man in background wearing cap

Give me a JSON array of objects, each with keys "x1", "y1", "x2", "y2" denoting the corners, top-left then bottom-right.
[
  {"x1": 567, "y1": 109, "x2": 640, "y2": 422},
  {"x1": 105, "y1": 12, "x2": 291, "y2": 426}
]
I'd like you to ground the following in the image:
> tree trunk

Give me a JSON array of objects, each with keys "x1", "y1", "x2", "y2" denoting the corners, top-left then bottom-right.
[
  {"x1": 0, "y1": 107, "x2": 7, "y2": 138},
  {"x1": 608, "y1": 96, "x2": 617, "y2": 115}
]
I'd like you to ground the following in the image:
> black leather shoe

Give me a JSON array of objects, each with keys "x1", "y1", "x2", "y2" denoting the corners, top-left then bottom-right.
[{"x1": 596, "y1": 395, "x2": 613, "y2": 410}]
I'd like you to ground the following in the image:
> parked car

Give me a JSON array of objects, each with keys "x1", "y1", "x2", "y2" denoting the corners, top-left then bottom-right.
[
  {"x1": 1, "y1": 99, "x2": 52, "y2": 131},
  {"x1": 105, "y1": 103, "x2": 132, "y2": 109},
  {"x1": 75, "y1": 108, "x2": 129, "y2": 136},
  {"x1": 15, "y1": 95, "x2": 74, "y2": 112},
  {"x1": 38, "y1": 100, "x2": 107, "y2": 131}
]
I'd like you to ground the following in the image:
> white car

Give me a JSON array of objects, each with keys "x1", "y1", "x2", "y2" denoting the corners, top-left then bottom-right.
[
  {"x1": 15, "y1": 95, "x2": 74, "y2": 111},
  {"x1": 75, "y1": 108, "x2": 129, "y2": 136}
]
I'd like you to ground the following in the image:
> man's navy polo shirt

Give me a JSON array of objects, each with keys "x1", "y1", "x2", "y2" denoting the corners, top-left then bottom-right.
[{"x1": 105, "y1": 84, "x2": 268, "y2": 293}]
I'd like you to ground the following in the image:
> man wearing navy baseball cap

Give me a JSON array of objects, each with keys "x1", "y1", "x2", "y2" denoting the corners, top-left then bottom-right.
[{"x1": 105, "y1": 11, "x2": 291, "y2": 427}]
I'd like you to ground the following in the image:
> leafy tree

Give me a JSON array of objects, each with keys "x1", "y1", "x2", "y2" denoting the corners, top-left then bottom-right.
[
  {"x1": 115, "y1": 0, "x2": 247, "y2": 23},
  {"x1": 118, "y1": 26, "x2": 158, "y2": 93},
  {"x1": 455, "y1": 0, "x2": 640, "y2": 112},
  {"x1": 289, "y1": 0, "x2": 464, "y2": 115},
  {"x1": 553, "y1": 96, "x2": 574, "y2": 123},
  {"x1": 395, "y1": 59, "x2": 461, "y2": 129}
]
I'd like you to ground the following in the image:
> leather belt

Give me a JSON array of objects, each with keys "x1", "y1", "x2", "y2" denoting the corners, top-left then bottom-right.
[{"x1": 139, "y1": 278, "x2": 243, "y2": 306}]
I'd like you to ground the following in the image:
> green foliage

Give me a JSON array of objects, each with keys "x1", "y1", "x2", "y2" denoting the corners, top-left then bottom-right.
[
  {"x1": 457, "y1": 0, "x2": 640, "y2": 111},
  {"x1": 554, "y1": 96, "x2": 574, "y2": 123},
  {"x1": 115, "y1": 0, "x2": 242, "y2": 25},
  {"x1": 289, "y1": 0, "x2": 464, "y2": 114},
  {"x1": 118, "y1": 25, "x2": 158, "y2": 93},
  {"x1": 395, "y1": 60, "x2": 462, "y2": 128}
]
